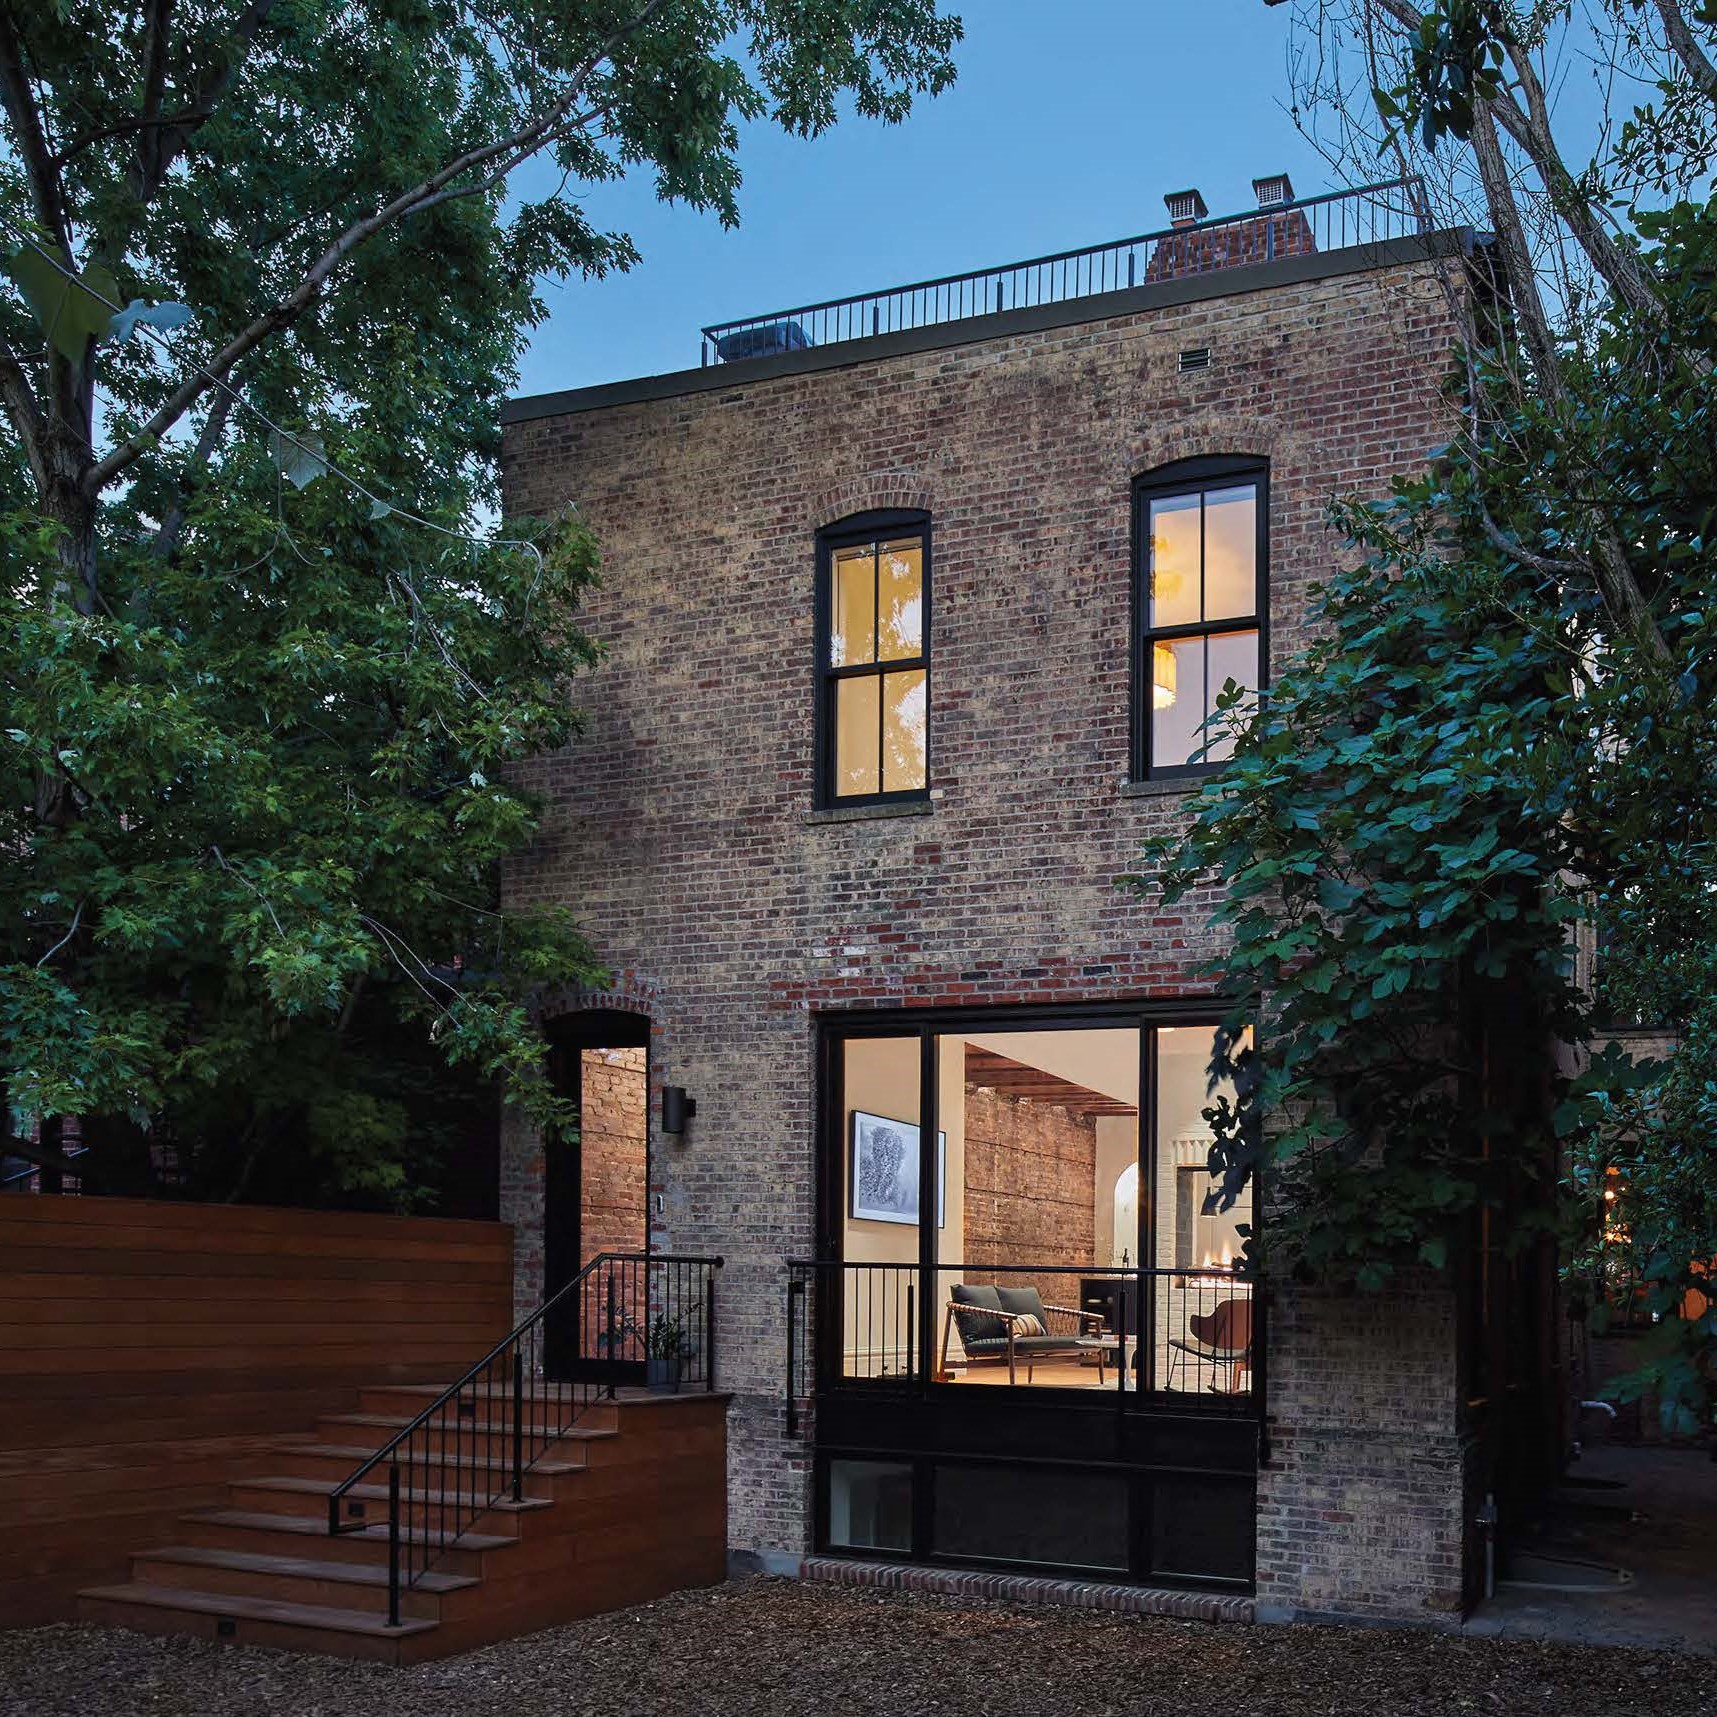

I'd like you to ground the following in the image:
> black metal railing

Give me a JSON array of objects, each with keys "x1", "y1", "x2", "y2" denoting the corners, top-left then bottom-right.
[
  {"x1": 785, "y1": 1258, "x2": 1257, "y2": 1432},
  {"x1": 326, "y1": 1250, "x2": 722, "y2": 1626},
  {"x1": 703, "y1": 177, "x2": 1426, "y2": 364}
]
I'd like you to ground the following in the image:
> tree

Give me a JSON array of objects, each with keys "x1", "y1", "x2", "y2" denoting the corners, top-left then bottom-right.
[
  {"x1": 1133, "y1": 1, "x2": 1717, "y2": 1434},
  {"x1": 1, "y1": 0, "x2": 962, "y2": 1202}
]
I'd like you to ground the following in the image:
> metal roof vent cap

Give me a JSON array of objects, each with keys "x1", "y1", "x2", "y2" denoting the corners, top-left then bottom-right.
[
  {"x1": 1252, "y1": 172, "x2": 1295, "y2": 208},
  {"x1": 1164, "y1": 188, "x2": 1208, "y2": 227}
]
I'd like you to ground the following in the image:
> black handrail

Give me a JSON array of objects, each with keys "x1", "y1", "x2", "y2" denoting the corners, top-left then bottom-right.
[
  {"x1": 326, "y1": 1249, "x2": 722, "y2": 1626},
  {"x1": 702, "y1": 176, "x2": 1427, "y2": 362}
]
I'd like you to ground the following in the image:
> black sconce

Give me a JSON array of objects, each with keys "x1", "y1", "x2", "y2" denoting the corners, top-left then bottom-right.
[{"x1": 662, "y1": 1086, "x2": 697, "y2": 1136}]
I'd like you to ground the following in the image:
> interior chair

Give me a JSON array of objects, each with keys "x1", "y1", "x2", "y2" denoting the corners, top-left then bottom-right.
[
  {"x1": 939, "y1": 1283, "x2": 1107, "y2": 1384},
  {"x1": 1166, "y1": 1296, "x2": 1252, "y2": 1394}
]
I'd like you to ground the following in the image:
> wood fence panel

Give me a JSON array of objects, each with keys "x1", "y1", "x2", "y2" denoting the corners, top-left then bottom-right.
[{"x1": 0, "y1": 1194, "x2": 513, "y2": 1626}]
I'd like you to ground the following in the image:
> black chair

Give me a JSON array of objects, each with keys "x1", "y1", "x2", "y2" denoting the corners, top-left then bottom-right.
[{"x1": 940, "y1": 1283, "x2": 1107, "y2": 1384}]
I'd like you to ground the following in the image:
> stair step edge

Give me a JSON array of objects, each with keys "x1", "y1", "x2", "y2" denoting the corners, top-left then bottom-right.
[
  {"x1": 79, "y1": 1583, "x2": 439, "y2": 1638},
  {"x1": 278, "y1": 1442, "x2": 583, "y2": 1474},
  {"x1": 182, "y1": 1509, "x2": 519, "y2": 1551},
  {"x1": 135, "y1": 1546, "x2": 478, "y2": 1591},
  {"x1": 241, "y1": 1476, "x2": 553, "y2": 1509}
]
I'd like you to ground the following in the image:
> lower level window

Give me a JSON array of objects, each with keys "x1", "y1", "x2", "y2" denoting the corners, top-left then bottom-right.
[
  {"x1": 828, "y1": 1458, "x2": 913, "y2": 1552},
  {"x1": 933, "y1": 1463, "x2": 1129, "y2": 1570}
]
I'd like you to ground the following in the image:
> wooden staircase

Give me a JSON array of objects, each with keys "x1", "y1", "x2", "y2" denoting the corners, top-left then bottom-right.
[{"x1": 78, "y1": 1382, "x2": 730, "y2": 1663}]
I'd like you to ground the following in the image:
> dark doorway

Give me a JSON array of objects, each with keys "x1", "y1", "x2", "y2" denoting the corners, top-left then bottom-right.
[{"x1": 543, "y1": 1009, "x2": 652, "y2": 1377}]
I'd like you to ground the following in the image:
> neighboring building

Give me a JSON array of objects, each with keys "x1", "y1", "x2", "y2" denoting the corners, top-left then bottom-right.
[{"x1": 498, "y1": 177, "x2": 1521, "y2": 1623}]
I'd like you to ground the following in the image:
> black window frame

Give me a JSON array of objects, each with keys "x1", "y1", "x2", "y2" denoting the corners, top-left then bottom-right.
[
  {"x1": 814, "y1": 509, "x2": 932, "y2": 809},
  {"x1": 1130, "y1": 456, "x2": 1269, "y2": 781}
]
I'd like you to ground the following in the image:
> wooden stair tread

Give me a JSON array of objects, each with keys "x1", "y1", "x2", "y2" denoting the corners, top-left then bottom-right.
[
  {"x1": 136, "y1": 1545, "x2": 478, "y2": 1592},
  {"x1": 324, "y1": 1412, "x2": 618, "y2": 1441},
  {"x1": 280, "y1": 1441, "x2": 584, "y2": 1475},
  {"x1": 244, "y1": 1475, "x2": 553, "y2": 1510},
  {"x1": 185, "y1": 1508, "x2": 518, "y2": 1551},
  {"x1": 80, "y1": 1582, "x2": 438, "y2": 1638}
]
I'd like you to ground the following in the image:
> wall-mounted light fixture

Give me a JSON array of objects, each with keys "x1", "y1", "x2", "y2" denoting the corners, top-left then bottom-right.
[{"x1": 662, "y1": 1086, "x2": 697, "y2": 1136}]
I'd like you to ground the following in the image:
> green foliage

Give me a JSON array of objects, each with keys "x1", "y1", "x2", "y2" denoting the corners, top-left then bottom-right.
[
  {"x1": 1, "y1": 0, "x2": 962, "y2": 1203},
  {"x1": 1131, "y1": 189, "x2": 1717, "y2": 1429}
]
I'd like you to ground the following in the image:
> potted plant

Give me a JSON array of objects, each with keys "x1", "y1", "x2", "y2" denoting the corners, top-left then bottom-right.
[{"x1": 641, "y1": 1311, "x2": 691, "y2": 1392}]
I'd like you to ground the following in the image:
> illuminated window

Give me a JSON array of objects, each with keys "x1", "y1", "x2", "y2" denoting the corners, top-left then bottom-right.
[
  {"x1": 1134, "y1": 459, "x2": 1266, "y2": 776},
  {"x1": 817, "y1": 514, "x2": 929, "y2": 805}
]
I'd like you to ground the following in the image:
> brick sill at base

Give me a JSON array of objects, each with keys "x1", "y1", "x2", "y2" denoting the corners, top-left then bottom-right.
[{"x1": 1118, "y1": 778, "x2": 1203, "y2": 800}]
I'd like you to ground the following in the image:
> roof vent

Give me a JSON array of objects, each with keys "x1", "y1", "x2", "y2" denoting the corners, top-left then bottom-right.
[
  {"x1": 1178, "y1": 346, "x2": 1212, "y2": 373},
  {"x1": 1252, "y1": 172, "x2": 1295, "y2": 208},
  {"x1": 1163, "y1": 188, "x2": 1208, "y2": 228}
]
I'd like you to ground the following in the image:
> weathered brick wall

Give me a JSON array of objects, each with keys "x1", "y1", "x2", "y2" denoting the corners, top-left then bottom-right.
[
  {"x1": 501, "y1": 249, "x2": 1469, "y2": 1608},
  {"x1": 962, "y1": 1085, "x2": 1095, "y2": 1304},
  {"x1": 1256, "y1": 1279, "x2": 1467, "y2": 1621}
]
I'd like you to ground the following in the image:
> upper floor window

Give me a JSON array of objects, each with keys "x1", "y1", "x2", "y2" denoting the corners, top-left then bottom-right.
[
  {"x1": 816, "y1": 512, "x2": 929, "y2": 805},
  {"x1": 1133, "y1": 457, "x2": 1267, "y2": 777}
]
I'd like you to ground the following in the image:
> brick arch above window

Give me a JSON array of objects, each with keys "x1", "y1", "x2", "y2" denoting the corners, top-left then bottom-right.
[
  {"x1": 812, "y1": 476, "x2": 935, "y2": 531},
  {"x1": 1128, "y1": 437, "x2": 1282, "y2": 486},
  {"x1": 535, "y1": 972, "x2": 662, "y2": 1029}
]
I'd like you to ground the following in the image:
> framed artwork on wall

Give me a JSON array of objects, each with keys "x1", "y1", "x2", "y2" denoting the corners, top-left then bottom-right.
[{"x1": 850, "y1": 1111, "x2": 946, "y2": 1227}]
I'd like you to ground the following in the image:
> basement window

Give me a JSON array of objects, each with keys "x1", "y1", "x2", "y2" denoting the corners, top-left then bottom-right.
[{"x1": 816, "y1": 511, "x2": 930, "y2": 807}]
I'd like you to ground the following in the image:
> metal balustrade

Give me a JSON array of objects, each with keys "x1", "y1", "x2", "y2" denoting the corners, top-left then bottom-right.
[{"x1": 704, "y1": 178, "x2": 1426, "y2": 366}]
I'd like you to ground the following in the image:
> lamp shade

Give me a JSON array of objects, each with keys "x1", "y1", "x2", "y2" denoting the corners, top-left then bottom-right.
[{"x1": 1152, "y1": 641, "x2": 1178, "y2": 709}]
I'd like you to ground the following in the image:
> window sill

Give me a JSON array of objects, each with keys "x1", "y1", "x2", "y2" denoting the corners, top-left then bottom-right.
[
  {"x1": 805, "y1": 799, "x2": 934, "y2": 826},
  {"x1": 1118, "y1": 777, "x2": 1206, "y2": 800}
]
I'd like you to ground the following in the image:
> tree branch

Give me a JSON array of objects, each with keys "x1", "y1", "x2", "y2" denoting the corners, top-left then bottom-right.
[
  {"x1": 85, "y1": 0, "x2": 669, "y2": 495},
  {"x1": 150, "y1": 379, "x2": 240, "y2": 558},
  {"x1": 1654, "y1": 0, "x2": 1717, "y2": 101},
  {"x1": 0, "y1": 6, "x2": 70, "y2": 245},
  {"x1": 129, "y1": 0, "x2": 278, "y2": 212},
  {"x1": 136, "y1": 0, "x2": 174, "y2": 192},
  {"x1": 0, "y1": 331, "x2": 46, "y2": 490}
]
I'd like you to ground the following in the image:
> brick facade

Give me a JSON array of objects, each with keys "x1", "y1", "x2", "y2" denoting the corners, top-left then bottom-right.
[{"x1": 501, "y1": 238, "x2": 1471, "y2": 1620}]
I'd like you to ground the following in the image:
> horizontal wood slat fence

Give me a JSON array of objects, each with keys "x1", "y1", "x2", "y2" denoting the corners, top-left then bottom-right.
[{"x1": 0, "y1": 1193, "x2": 513, "y2": 1626}]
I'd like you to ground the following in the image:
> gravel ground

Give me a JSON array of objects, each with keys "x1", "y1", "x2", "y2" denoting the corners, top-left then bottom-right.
[{"x1": 2, "y1": 1579, "x2": 1713, "y2": 1717}]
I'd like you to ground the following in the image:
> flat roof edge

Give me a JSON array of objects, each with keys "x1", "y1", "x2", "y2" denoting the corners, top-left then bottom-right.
[{"x1": 502, "y1": 229, "x2": 1474, "y2": 427}]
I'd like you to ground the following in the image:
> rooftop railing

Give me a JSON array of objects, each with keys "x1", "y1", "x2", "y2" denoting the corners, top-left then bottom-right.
[{"x1": 702, "y1": 176, "x2": 1427, "y2": 366}]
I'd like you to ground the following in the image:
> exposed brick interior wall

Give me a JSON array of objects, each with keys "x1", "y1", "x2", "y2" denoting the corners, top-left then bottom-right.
[
  {"x1": 500, "y1": 246, "x2": 1468, "y2": 1611},
  {"x1": 961, "y1": 1085, "x2": 1095, "y2": 1308},
  {"x1": 578, "y1": 1046, "x2": 649, "y2": 1266}
]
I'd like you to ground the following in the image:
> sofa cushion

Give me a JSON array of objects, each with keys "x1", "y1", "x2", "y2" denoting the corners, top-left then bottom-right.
[
  {"x1": 950, "y1": 1284, "x2": 1007, "y2": 1347},
  {"x1": 995, "y1": 1286, "x2": 1049, "y2": 1328}
]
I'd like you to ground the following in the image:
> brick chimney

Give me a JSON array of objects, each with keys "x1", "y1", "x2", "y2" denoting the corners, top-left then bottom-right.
[{"x1": 1147, "y1": 177, "x2": 1317, "y2": 285}]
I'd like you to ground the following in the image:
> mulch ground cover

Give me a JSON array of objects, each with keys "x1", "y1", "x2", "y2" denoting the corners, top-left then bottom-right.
[{"x1": 2, "y1": 1578, "x2": 1712, "y2": 1717}]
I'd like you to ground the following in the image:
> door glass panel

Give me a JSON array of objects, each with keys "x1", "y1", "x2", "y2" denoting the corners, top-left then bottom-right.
[
  {"x1": 1152, "y1": 1024, "x2": 1254, "y2": 1399},
  {"x1": 831, "y1": 544, "x2": 875, "y2": 666},
  {"x1": 1202, "y1": 484, "x2": 1257, "y2": 620},
  {"x1": 1148, "y1": 493, "x2": 1201, "y2": 627},
  {"x1": 935, "y1": 1027, "x2": 1139, "y2": 1392},
  {"x1": 834, "y1": 675, "x2": 881, "y2": 797},
  {"x1": 881, "y1": 669, "x2": 927, "y2": 792},
  {"x1": 1150, "y1": 635, "x2": 1205, "y2": 769},
  {"x1": 841, "y1": 1035, "x2": 922, "y2": 1380},
  {"x1": 877, "y1": 538, "x2": 923, "y2": 660}
]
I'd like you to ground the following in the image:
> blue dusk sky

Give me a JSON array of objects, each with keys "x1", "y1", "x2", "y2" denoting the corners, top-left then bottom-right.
[{"x1": 515, "y1": 2, "x2": 1347, "y2": 397}]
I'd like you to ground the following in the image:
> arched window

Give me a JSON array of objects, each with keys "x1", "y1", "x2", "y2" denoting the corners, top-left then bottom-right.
[
  {"x1": 815, "y1": 511, "x2": 929, "y2": 806},
  {"x1": 1133, "y1": 456, "x2": 1267, "y2": 778}
]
